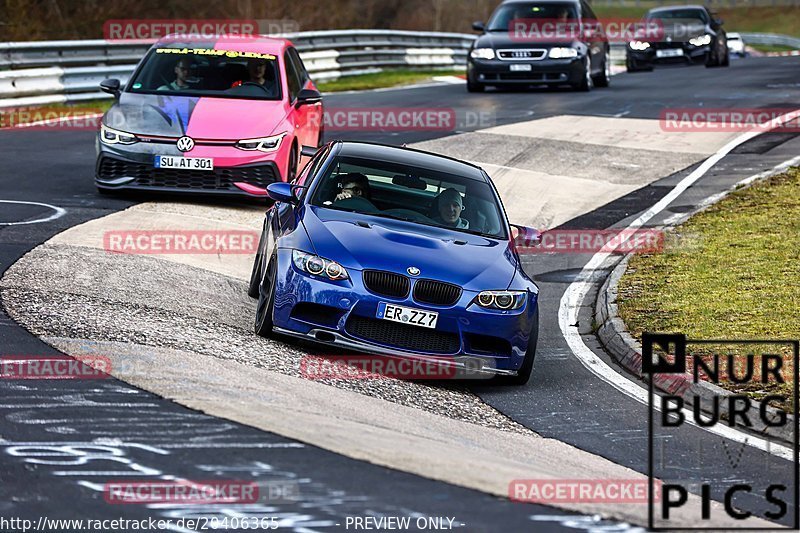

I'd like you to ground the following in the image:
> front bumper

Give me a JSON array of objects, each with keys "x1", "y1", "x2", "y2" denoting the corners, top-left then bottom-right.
[
  {"x1": 95, "y1": 135, "x2": 286, "y2": 197},
  {"x1": 468, "y1": 56, "x2": 585, "y2": 86},
  {"x1": 270, "y1": 249, "x2": 538, "y2": 374},
  {"x1": 627, "y1": 43, "x2": 710, "y2": 66}
]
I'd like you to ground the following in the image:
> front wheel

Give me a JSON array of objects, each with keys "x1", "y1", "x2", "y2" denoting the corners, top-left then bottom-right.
[
  {"x1": 467, "y1": 79, "x2": 485, "y2": 93},
  {"x1": 254, "y1": 254, "x2": 277, "y2": 338},
  {"x1": 572, "y1": 58, "x2": 593, "y2": 92},
  {"x1": 592, "y1": 51, "x2": 611, "y2": 88},
  {"x1": 247, "y1": 231, "x2": 266, "y2": 298},
  {"x1": 286, "y1": 144, "x2": 298, "y2": 182},
  {"x1": 493, "y1": 309, "x2": 538, "y2": 386}
]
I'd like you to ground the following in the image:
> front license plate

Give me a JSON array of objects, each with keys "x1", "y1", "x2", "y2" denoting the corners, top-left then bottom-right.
[
  {"x1": 377, "y1": 302, "x2": 438, "y2": 329},
  {"x1": 509, "y1": 64, "x2": 533, "y2": 71},
  {"x1": 154, "y1": 155, "x2": 214, "y2": 171},
  {"x1": 656, "y1": 48, "x2": 684, "y2": 58}
]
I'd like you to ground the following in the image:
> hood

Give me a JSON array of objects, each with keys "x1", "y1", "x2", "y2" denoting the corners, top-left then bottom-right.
[
  {"x1": 302, "y1": 207, "x2": 518, "y2": 290},
  {"x1": 474, "y1": 30, "x2": 587, "y2": 50},
  {"x1": 104, "y1": 92, "x2": 288, "y2": 139}
]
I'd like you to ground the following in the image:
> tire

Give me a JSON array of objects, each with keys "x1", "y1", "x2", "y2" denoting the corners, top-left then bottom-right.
[
  {"x1": 572, "y1": 58, "x2": 593, "y2": 91},
  {"x1": 247, "y1": 231, "x2": 266, "y2": 298},
  {"x1": 721, "y1": 49, "x2": 730, "y2": 67},
  {"x1": 592, "y1": 51, "x2": 611, "y2": 88},
  {"x1": 493, "y1": 308, "x2": 538, "y2": 386},
  {"x1": 286, "y1": 144, "x2": 298, "y2": 182},
  {"x1": 254, "y1": 254, "x2": 277, "y2": 338},
  {"x1": 467, "y1": 80, "x2": 485, "y2": 93},
  {"x1": 705, "y1": 48, "x2": 719, "y2": 68}
]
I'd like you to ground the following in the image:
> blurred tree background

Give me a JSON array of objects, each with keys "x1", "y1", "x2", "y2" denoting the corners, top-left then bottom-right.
[{"x1": 0, "y1": 0, "x2": 501, "y2": 41}]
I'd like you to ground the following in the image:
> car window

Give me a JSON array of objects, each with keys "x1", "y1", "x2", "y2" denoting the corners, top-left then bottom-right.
[
  {"x1": 284, "y1": 50, "x2": 301, "y2": 101},
  {"x1": 310, "y1": 155, "x2": 507, "y2": 239},
  {"x1": 486, "y1": 2, "x2": 579, "y2": 31},
  {"x1": 295, "y1": 147, "x2": 329, "y2": 187},
  {"x1": 580, "y1": 1, "x2": 597, "y2": 21},
  {"x1": 127, "y1": 46, "x2": 282, "y2": 100},
  {"x1": 648, "y1": 8, "x2": 709, "y2": 23},
  {"x1": 288, "y1": 47, "x2": 310, "y2": 85}
]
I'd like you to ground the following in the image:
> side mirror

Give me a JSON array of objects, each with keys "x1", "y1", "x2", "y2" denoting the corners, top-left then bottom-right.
[
  {"x1": 100, "y1": 78, "x2": 121, "y2": 98},
  {"x1": 715, "y1": 18, "x2": 724, "y2": 26},
  {"x1": 295, "y1": 88, "x2": 322, "y2": 108},
  {"x1": 300, "y1": 145, "x2": 317, "y2": 158},
  {"x1": 510, "y1": 224, "x2": 541, "y2": 249},
  {"x1": 472, "y1": 21, "x2": 485, "y2": 32},
  {"x1": 267, "y1": 182, "x2": 298, "y2": 204}
]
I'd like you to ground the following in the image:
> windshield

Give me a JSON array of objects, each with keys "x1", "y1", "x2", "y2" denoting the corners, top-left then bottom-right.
[
  {"x1": 127, "y1": 45, "x2": 282, "y2": 100},
  {"x1": 487, "y1": 2, "x2": 579, "y2": 31},
  {"x1": 310, "y1": 156, "x2": 508, "y2": 239},
  {"x1": 647, "y1": 8, "x2": 708, "y2": 23}
]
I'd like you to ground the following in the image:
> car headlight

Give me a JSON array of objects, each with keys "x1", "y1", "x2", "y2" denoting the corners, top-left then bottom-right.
[
  {"x1": 292, "y1": 250, "x2": 348, "y2": 281},
  {"x1": 470, "y1": 48, "x2": 495, "y2": 60},
  {"x1": 100, "y1": 124, "x2": 138, "y2": 145},
  {"x1": 548, "y1": 47, "x2": 578, "y2": 59},
  {"x1": 235, "y1": 132, "x2": 286, "y2": 153},
  {"x1": 689, "y1": 34, "x2": 712, "y2": 47},
  {"x1": 629, "y1": 40, "x2": 651, "y2": 51},
  {"x1": 475, "y1": 290, "x2": 526, "y2": 310}
]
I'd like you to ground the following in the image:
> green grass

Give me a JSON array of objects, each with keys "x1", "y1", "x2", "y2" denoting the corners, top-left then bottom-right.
[
  {"x1": 317, "y1": 69, "x2": 463, "y2": 93},
  {"x1": 617, "y1": 168, "x2": 800, "y2": 408},
  {"x1": 594, "y1": 5, "x2": 800, "y2": 38}
]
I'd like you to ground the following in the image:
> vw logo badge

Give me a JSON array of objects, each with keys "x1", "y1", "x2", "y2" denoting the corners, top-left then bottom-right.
[
  {"x1": 407, "y1": 266, "x2": 420, "y2": 276},
  {"x1": 176, "y1": 136, "x2": 195, "y2": 152}
]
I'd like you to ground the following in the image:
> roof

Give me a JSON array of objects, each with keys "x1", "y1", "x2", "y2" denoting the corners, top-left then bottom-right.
[
  {"x1": 155, "y1": 34, "x2": 291, "y2": 54},
  {"x1": 648, "y1": 4, "x2": 707, "y2": 12},
  {"x1": 333, "y1": 141, "x2": 488, "y2": 182}
]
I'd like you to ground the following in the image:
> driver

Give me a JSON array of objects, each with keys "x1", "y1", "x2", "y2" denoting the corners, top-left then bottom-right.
[
  {"x1": 334, "y1": 173, "x2": 371, "y2": 202},
  {"x1": 158, "y1": 57, "x2": 191, "y2": 91},
  {"x1": 432, "y1": 188, "x2": 469, "y2": 229}
]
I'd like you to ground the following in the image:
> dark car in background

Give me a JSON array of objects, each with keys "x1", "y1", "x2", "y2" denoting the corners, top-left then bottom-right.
[
  {"x1": 467, "y1": 0, "x2": 611, "y2": 92},
  {"x1": 626, "y1": 5, "x2": 729, "y2": 71}
]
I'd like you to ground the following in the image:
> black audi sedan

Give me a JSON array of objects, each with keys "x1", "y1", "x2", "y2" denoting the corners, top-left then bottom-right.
[
  {"x1": 626, "y1": 5, "x2": 729, "y2": 71},
  {"x1": 467, "y1": 0, "x2": 611, "y2": 92}
]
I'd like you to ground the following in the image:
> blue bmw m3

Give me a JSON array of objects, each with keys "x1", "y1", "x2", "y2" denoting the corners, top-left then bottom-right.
[{"x1": 249, "y1": 141, "x2": 540, "y2": 384}]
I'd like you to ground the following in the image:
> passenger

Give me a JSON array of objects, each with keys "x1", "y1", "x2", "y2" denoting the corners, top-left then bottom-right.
[{"x1": 432, "y1": 188, "x2": 469, "y2": 229}]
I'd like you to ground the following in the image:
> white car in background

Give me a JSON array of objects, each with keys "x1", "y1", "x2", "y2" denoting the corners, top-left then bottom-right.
[{"x1": 727, "y1": 32, "x2": 746, "y2": 57}]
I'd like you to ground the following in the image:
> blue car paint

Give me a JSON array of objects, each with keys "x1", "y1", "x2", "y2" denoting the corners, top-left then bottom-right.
[{"x1": 255, "y1": 142, "x2": 539, "y2": 374}]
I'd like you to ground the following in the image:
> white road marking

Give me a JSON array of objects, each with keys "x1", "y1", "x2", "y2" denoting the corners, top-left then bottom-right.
[
  {"x1": 559, "y1": 110, "x2": 800, "y2": 461},
  {"x1": 0, "y1": 200, "x2": 66, "y2": 226}
]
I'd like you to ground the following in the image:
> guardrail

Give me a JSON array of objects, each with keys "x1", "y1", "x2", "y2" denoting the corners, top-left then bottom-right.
[
  {"x1": 1, "y1": 30, "x2": 797, "y2": 108},
  {"x1": 0, "y1": 30, "x2": 474, "y2": 108},
  {"x1": 739, "y1": 32, "x2": 800, "y2": 49}
]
